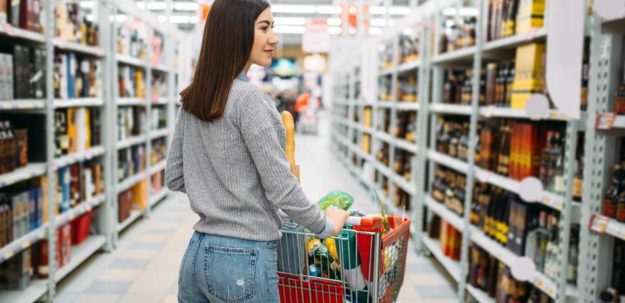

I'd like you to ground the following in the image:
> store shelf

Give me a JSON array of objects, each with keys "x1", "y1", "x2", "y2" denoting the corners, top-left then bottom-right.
[
  {"x1": 54, "y1": 98, "x2": 104, "y2": 108},
  {"x1": 432, "y1": 46, "x2": 477, "y2": 64},
  {"x1": 54, "y1": 146, "x2": 106, "y2": 170},
  {"x1": 426, "y1": 150, "x2": 469, "y2": 174},
  {"x1": 589, "y1": 214, "x2": 625, "y2": 241},
  {"x1": 0, "y1": 99, "x2": 46, "y2": 110},
  {"x1": 430, "y1": 103, "x2": 472, "y2": 116},
  {"x1": 149, "y1": 128, "x2": 169, "y2": 139},
  {"x1": 467, "y1": 285, "x2": 494, "y2": 303},
  {"x1": 425, "y1": 196, "x2": 465, "y2": 230},
  {"x1": 117, "y1": 210, "x2": 143, "y2": 233},
  {"x1": 0, "y1": 279, "x2": 48, "y2": 303},
  {"x1": 396, "y1": 60, "x2": 421, "y2": 73},
  {"x1": 54, "y1": 235, "x2": 106, "y2": 282},
  {"x1": 53, "y1": 39, "x2": 105, "y2": 57},
  {"x1": 0, "y1": 23, "x2": 45, "y2": 43},
  {"x1": 149, "y1": 189, "x2": 170, "y2": 208},
  {"x1": 117, "y1": 172, "x2": 147, "y2": 193},
  {"x1": 149, "y1": 160, "x2": 167, "y2": 175},
  {"x1": 117, "y1": 54, "x2": 147, "y2": 67},
  {"x1": 0, "y1": 225, "x2": 48, "y2": 264},
  {"x1": 395, "y1": 102, "x2": 420, "y2": 111},
  {"x1": 55, "y1": 194, "x2": 106, "y2": 227},
  {"x1": 116, "y1": 135, "x2": 147, "y2": 150},
  {"x1": 354, "y1": 123, "x2": 374, "y2": 134},
  {"x1": 391, "y1": 172, "x2": 416, "y2": 196},
  {"x1": 376, "y1": 131, "x2": 394, "y2": 144},
  {"x1": 422, "y1": 236, "x2": 462, "y2": 282},
  {"x1": 376, "y1": 102, "x2": 395, "y2": 108},
  {"x1": 596, "y1": 113, "x2": 625, "y2": 131},
  {"x1": 152, "y1": 98, "x2": 171, "y2": 105},
  {"x1": 117, "y1": 98, "x2": 148, "y2": 106},
  {"x1": 0, "y1": 163, "x2": 47, "y2": 188},
  {"x1": 479, "y1": 106, "x2": 586, "y2": 124},
  {"x1": 394, "y1": 137, "x2": 418, "y2": 154},
  {"x1": 379, "y1": 68, "x2": 394, "y2": 76},
  {"x1": 152, "y1": 64, "x2": 169, "y2": 73},
  {"x1": 469, "y1": 227, "x2": 560, "y2": 299},
  {"x1": 483, "y1": 28, "x2": 547, "y2": 52}
]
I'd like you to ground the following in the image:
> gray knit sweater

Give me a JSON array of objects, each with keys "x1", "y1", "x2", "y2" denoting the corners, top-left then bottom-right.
[{"x1": 165, "y1": 73, "x2": 330, "y2": 241}]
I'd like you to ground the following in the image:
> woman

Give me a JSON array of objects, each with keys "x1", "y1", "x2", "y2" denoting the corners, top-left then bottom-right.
[{"x1": 165, "y1": 1, "x2": 350, "y2": 302}]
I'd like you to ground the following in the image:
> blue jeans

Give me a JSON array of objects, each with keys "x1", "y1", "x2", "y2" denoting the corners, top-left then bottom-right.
[{"x1": 178, "y1": 232, "x2": 280, "y2": 303}]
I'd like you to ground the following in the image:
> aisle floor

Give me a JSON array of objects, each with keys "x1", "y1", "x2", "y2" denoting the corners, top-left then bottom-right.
[{"x1": 56, "y1": 115, "x2": 458, "y2": 303}]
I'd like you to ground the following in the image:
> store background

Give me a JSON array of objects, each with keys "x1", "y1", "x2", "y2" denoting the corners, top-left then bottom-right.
[{"x1": 1, "y1": 0, "x2": 625, "y2": 302}]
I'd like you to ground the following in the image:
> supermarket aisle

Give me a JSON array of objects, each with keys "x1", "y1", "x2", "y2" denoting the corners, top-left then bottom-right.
[{"x1": 55, "y1": 114, "x2": 457, "y2": 303}]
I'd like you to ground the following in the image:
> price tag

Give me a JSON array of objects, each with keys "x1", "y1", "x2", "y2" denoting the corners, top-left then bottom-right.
[
  {"x1": 38, "y1": 230, "x2": 45, "y2": 238},
  {"x1": 535, "y1": 279, "x2": 544, "y2": 289},
  {"x1": 482, "y1": 106, "x2": 494, "y2": 118},
  {"x1": 596, "y1": 113, "x2": 616, "y2": 130},
  {"x1": 3, "y1": 23, "x2": 15, "y2": 36},
  {"x1": 4, "y1": 103, "x2": 12, "y2": 110},
  {"x1": 526, "y1": 28, "x2": 539, "y2": 40},
  {"x1": 547, "y1": 288, "x2": 556, "y2": 298},
  {"x1": 613, "y1": 116, "x2": 625, "y2": 129},
  {"x1": 5, "y1": 250, "x2": 14, "y2": 259},
  {"x1": 589, "y1": 214, "x2": 610, "y2": 234},
  {"x1": 22, "y1": 241, "x2": 30, "y2": 249},
  {"x1": 85, "y1": 204, "x2": 93, "y2": 212}
]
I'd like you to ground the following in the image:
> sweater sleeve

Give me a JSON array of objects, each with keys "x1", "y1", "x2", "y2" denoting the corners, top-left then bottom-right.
[
  {"x1": 165, "y1": 108, "x2": 186, "y2": 193},
  {"x1": 238, "y1": 89, "x2": 327, "y2": 234}
]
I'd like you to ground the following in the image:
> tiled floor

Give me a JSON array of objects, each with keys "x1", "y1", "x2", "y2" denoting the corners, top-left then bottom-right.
[{"x1": 56, "y1": 114, "x2": 458, "y2": 302}]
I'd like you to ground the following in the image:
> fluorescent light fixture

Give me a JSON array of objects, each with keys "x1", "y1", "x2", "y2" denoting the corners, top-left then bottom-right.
[
  {"x1": 370, "y1": 18, "x2": 386, "y2": 27},
  {"x1": 158, "y1": 15, "x2": 168, "y2": 23},
  {"x1": 147, "y1": 2, "x2": 168, "y2": 10},
  {"x1": 274, "y1": 25, "x2": 306, "y2": 34},
  {"x1": 79, "y1": 1, "x2": 93, "y2": 9},
  {"x1": 112, "y1": 14, "x2": 128, "y2": 22},
  {"x1": 169, "y1": 15, "x2": 191, "y2": 23},
  {"x1": 348, "y1": 27, "x2": 357, "y2": 35},
  {"x1": 369, "y1": 27, "x2": 382, "y2": 36},
  {"x1": 442, "y1": 7, "x2": 479, "y2": 16},
  {"x1": 370, "y1": 6, "x2": 411, "y2": 15},
  {"x1": 190, "y1": 16, "x2": 199, "y2": 24},
  {"x1": 327, "y1": 26, "x2": 342, "y2": 35},
  {"x1": 86, "y1": 14, "x2": 95, "y2": 22},
  {"x1": 317, "y1": 5, "x2": 341, "y2": 14},
  {"x1": 136, "y1": 1, "x2": 146, "y2": 9},
  {"x1": 402, "y1": 28, "x2": 413, "y2": 36},
  {"x1": 327, "y1": 18, "x2": 341, "y2": 26},
  {"x1": 271, "y1": 5, "x2": 316, "y2": 14},
  {"x1": 389, "y1": 6, "x2": 411, "y2": 15},
  {"x1": 174, "y1": 2, "x2": 199, "y2": 11},
  {"x1": 274, "y1": 17, "x2": 307, "y2": 26}
]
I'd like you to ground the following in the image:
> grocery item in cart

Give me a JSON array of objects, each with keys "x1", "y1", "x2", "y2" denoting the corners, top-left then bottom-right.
[{"x1": 318, "y1": 190, "x2": 354, "y2": 210}]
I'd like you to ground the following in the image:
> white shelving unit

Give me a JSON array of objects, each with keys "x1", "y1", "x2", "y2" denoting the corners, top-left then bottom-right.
[{"x1": 0, "y1": 0, "x2": 189, "y2": 301}]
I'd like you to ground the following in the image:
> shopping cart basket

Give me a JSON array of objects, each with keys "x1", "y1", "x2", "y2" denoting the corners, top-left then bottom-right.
[{"x1": 277, "y1": 215, "x2": 411, "y2": 303}]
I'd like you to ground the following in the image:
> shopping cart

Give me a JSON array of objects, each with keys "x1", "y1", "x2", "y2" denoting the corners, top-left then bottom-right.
[{"x1": 277, "y1": 215, "x2": 411, "y2": 303}]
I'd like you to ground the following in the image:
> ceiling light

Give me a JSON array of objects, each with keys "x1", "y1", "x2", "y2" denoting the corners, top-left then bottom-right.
[
  {"x1": 158, "y1": 15, "x2": 168, "y2": 23},
  {"x1": 136, "y1": 2, "x2": 146, "y2": 9},
  {"x1": 169, "y1": 15, "x2": 191, "y2": 23},
  {"x1": 271, "y1": 5, "x2": 316, "y2": 14},
  {"x1": 274, "y1": 25, "x2": 306, "y2": 34},
  {"x1": 79, "y1": 1, "x2": 93, "y2": 9},
  {"x1": 369, "y1": 27, "x2": 382, "y2": 36},
  {"x1": 190, "y1": 16, "x2": 199, "y2": 24},
  {"x1": 317, "y1": 6, "x2": 342, "y2": 14},
  {"x1": 327, "y1": 26, "x2": 342, "y2": 35},
  {"x1": 370, "y1": 6, "x2": 411, "y2": 15},
  {"x1": 371, "y1": 18, "x2": 386, "y2": 27},
  {"x1": 147, "y1": 2, "x2": 168, "y2": 10},
  {"x1": 327, "y1": 18, "x2": 341, "y2": 26},
  {"x1": 442, "y1": 7, "x2": 479, "y2": 16},
  {"x1": 274, "y1": 17, "x2": 308, "y2": 26},
  {"x1": 174, "y1": 2, "x2": 199, "y2": 11}
]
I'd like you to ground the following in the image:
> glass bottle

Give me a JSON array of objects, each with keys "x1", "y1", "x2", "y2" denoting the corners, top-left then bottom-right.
[{"x1": 602, "y1": 164, "x2": 622, "y2": 218}]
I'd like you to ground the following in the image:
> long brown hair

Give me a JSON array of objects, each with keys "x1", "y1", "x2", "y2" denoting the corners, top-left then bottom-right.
[{"x1": 181, "y1": 0, "x2": 270, "y2": 122}]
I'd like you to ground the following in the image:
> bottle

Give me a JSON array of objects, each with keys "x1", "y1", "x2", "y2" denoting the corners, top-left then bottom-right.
[
  {"x1": 602, "y1": 164, "x2": 622, "y2": 218},
  {"x1": 4, "y1": 121, "x2": 16, "y2": 173},
  {"x1": 459, "y1": 123, "x2": 470, "y2": 161},
  {"x1": 567, "y1": 225, "x2": 579, "y2": 285},
  {"x1": 616, "y1": 168, "x2": 625, "y2": 222},
  {"x1": 615, "y1": 67, "x2": 625, "y2": 114},
  {"x1": 572, "y1": 139, "x2": 585, "y2": 201},
  {"x1": 505, "y1": 63, "x2": 515, "y2": 107},
  {"x1": 497, "y1": 122, "x2": 511, "y2": 176},
  {"x1": 539, "y1": 132, "x2": 555, "y2": 189}
]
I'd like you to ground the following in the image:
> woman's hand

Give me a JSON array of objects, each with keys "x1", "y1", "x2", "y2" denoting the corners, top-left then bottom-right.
[{"x1": 324, "y1": 207, "x2": 350, "y2": 236}]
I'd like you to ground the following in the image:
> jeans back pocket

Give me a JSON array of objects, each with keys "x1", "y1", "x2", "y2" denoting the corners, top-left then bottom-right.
[{"x1": 204, "y1": 244, "x2": 257, "y2": 302}]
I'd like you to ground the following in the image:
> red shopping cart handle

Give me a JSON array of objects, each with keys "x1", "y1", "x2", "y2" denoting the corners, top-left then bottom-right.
[{"x1": 346, "y1": 216, "x2": 382, "y2": 227}]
